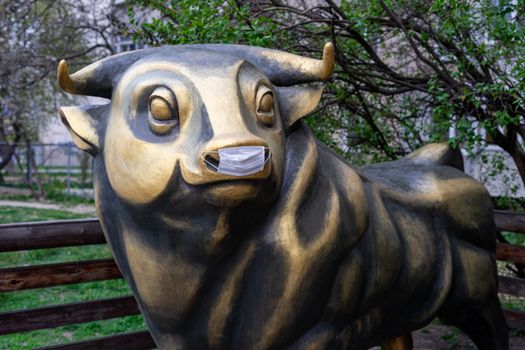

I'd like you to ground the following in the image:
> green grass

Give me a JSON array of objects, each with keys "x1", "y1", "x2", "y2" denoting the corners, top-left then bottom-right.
[
  {"x1": 441, "y1": 327, "x2": 462, "y2": 349},
  {"x1": 0, "y1": 279, "x2": 129, "y2": 313},
  {"x1": 0, "y1": 193, "x2": 32, "y2": 201},
  {"x1": 493, "y1": 196, "x2": 525, "y2": 211},
  {"x1": 1, "y1": 171, "x2": 95, "y2": 205},
  {"x1": 501, "y1": 231, "x2": 525, "y2": 245},
  {"x1": 0, "y1": 192, "x2": 95, "y2": 206},
  {"x1": 0, "y1": 206, "x2": 92, "y2": 224},
  {"x1": 0, "y1": 209, "x2": 148, "y2": 349},
  {"x1": 0, "y1": 316, "x2": 146, "y2": 350},
  {"x1": 502, "y1": 296, "x2": 525, "y2": 312},
  {"x1": 0, "y1": 245, "x2": 112, "y2": 268}
]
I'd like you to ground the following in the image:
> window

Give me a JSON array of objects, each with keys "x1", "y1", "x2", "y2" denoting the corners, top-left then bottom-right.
[{"x1": 115, "y1": 35, "x2": 145, "y2": 53}]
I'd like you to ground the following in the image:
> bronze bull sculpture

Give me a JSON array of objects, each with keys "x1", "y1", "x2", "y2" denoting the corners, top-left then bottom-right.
[{"x1": 57, "y1": 43, "x2": 508, "y2": 350}]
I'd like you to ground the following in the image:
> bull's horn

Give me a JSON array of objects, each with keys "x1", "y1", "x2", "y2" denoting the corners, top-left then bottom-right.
[
  {"x1": 58, "y1": 60, "x2": 80, "y2": 95},
  {"x1": 320, "y1": 42, "x2": 335, "y2": 80},
  {"x1": 57, "y1": 58, "x2": 113, "y2": 98},
  {"x1": 57, "y1": 50, "x2": 152, "y2": 98}
]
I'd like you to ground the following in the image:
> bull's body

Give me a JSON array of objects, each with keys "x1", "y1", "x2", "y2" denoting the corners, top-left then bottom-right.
[
  {"x1": 94, "y1": 127, "x2": 502, "y2": 349},
  {"x1": 58, "y1": 43, "x2": 507, "y2": 349}
]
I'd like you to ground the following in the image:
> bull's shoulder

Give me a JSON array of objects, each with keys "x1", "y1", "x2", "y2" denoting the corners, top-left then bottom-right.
[
  {"x1": 359, "y1": 143, "x2": 468, "y2": 193},
  {"x1": 358, "y1": 149, "x2": 489, "y2": 207},
  {"x1": 360, "y1": 143, "x2": 463, "y2": 178}
]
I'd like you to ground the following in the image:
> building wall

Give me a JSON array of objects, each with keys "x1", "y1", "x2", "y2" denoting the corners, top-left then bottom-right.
[{"x1": 464, "y1": 146, "x2": 525, "y2": 197}]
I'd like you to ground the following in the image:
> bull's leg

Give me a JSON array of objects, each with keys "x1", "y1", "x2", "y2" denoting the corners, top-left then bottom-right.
[
  {"x1": 440, "y1": 293, "x2": 508, "y2": 350},
  {"x1": 380, "y1": 333, "x2": 413, "y2": 350},
  {"x1": 440, "y1": 241, "x2": 509, "y2": 350}
]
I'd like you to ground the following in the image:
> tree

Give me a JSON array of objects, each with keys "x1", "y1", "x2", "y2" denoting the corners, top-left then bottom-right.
[
  {"x1": 124, "y1": 0, "x2": 525, "y2": 186},
  {"x1": 0, "y1": 0, "x2": 116, "y2": 175}
]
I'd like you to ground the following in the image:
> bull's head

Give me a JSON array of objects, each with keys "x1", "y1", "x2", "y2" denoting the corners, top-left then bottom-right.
[{"x1": 58, "y1": 44, "x2": 334, "y2": 207}]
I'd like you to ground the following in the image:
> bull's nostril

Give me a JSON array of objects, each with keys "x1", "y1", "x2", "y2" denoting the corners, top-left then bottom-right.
[
  {"x1": 204, "y1": 154, "x2": 220, "y2": 172},
  {"x1": 208, "y1": 153, "x2": 220, "y2": 162}
]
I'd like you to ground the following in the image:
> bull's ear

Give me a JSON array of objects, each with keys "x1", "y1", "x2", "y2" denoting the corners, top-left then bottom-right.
[
  {"x1": 276, "y1": 85, "x2": 324, "y2": 130},
  {"x1": 59, "y1": 105, "x2": 102, "y2": 155}
]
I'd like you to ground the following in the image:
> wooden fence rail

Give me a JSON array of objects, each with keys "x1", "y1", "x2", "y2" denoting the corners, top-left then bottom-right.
[
  {"x1": 0, "y1": 258, "x2": 120, "y2": 292},
  {"x1": 0, "y1": 296, "x2": 139, "y2": 335},
  {"x1": 499, "y1": 276, "x2": 525, "y2": 297},
  {"x1": 0, "y1": 211, "x2": 525, "y2": 348},
  {"x1": 495, "y1": 210, "x2": 525, "y2": 234},
  {"x1": 35, "y1": 331, "x2": 155, "y2": 350},
  {"x1": 0, "y1": 219, "x2": 104, "y2": 252}
]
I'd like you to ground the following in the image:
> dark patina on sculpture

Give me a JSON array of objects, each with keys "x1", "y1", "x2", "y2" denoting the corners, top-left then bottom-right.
[{"x1": 57, "y1": 43, "x2": 508, "y2": 350}]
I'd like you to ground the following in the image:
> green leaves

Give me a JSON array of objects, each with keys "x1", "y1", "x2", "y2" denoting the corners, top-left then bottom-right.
[
  {"x1": 123, "y1": 0, "x2": 525, "y2": 188},
  {"x1": 128, "y1": 0, "x2": 288, "y2": 48}
]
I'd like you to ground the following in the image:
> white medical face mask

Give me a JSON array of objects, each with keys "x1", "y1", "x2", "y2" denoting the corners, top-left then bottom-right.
[{"x1": 203, "y1": 146, "x2": 271, "y2": 176}]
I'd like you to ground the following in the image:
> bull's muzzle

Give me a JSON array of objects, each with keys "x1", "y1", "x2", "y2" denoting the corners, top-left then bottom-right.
[{"x1": 202, "y1": 146, "x2": 272, "y2": 176}]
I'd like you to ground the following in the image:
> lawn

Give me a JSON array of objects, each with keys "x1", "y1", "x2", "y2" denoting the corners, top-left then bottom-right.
[
  {"x1": 0, "y1": 206, "x2": 148, "y2": 349},
  {"x1": 0, "y1": 206, "x2": 93, "y2": 224}
]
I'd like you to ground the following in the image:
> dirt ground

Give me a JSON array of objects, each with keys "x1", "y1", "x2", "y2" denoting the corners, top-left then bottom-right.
[{"x1": 369, "y1": 323, "x2": 524, "y2": 349}]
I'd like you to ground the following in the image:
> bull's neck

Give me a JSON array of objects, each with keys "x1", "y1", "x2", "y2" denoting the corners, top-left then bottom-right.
[
  {"x1": 145, "y1": 126, "x2": 322, "y2": 263},
  {"x1": 278, "y1": 126, "x2": 320, "y2": 211}
]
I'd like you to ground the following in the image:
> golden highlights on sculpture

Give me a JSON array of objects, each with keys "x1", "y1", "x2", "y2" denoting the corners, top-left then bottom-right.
[{"x1": 58, "y1": 43, "x2": 508, "y2": 350}]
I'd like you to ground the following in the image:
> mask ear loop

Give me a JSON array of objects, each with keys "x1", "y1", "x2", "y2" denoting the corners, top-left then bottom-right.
[{"x1": 263, "y1": 147, "x2": 272, "y2": 165}]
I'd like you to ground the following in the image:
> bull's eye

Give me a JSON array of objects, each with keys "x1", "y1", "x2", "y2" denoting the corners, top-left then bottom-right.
[
  {"x1": 256, "y1": 85, "x2": 274, "y2": 126},
  {"x1": 148, "y1": 87, "x2": 179, "y2": 134},
  {"x1": 259, "y1": 93, "x2": 273, "y2": 113},
  {"x1": 150, "y1": 97, "x2": 173, "y2": 121}
]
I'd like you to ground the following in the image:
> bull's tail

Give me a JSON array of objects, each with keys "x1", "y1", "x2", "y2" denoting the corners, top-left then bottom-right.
[{"x1": 404, "y1": 142, "x2": 464, "y2": 171}]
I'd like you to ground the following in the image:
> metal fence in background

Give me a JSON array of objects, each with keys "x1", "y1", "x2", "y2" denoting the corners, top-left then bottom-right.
[{"x1": 0, "y1": 142, "x2": 93, "y2": 195}]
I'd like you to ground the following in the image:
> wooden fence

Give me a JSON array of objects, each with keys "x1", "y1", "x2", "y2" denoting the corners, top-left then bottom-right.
[
  {"x1": 0, "y1": 219, "x2": 155, "y2": 350},
  {"x1": 495, "y1": 210, "x2": 525, "y2": 329},
  {"x1": 0, "y1": 211, "x2": 525, "y2": 348}
]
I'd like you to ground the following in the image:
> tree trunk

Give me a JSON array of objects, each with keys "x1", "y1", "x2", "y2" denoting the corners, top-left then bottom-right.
[
  {"x1": 26, "y1": 142, "x2": 45, "y2": 199},
  {"x1": 0, "y1": 126, "x2": 17, "y2": 171},
  {"x1": 509, "y1": 149, "x2": 525, "y2": 192}
]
